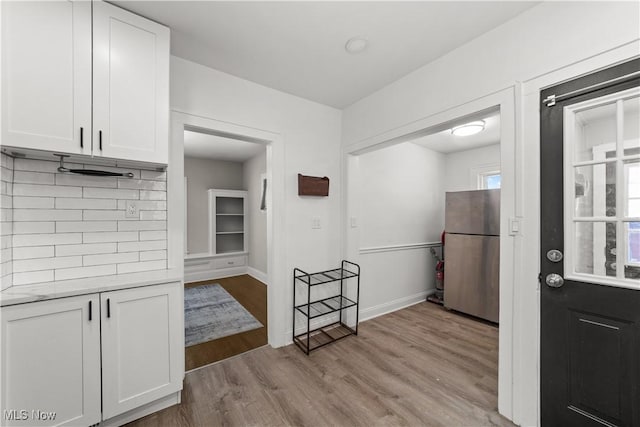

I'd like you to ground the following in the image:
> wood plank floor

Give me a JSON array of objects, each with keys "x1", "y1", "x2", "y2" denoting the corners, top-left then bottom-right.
[
  {"x1": 128, "y1": 301, "x2": 514, "y2": 426},
  {"x1": 185, "y1": 275, "x2": 267, "y2": 371}
]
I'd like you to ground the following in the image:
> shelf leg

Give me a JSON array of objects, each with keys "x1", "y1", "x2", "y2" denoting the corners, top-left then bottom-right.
[
  {"x1": 292, "y1": 273, "x2": 296, "y2": 345},
  {"x1": 306, "y1": 284, "x2": 311, "y2": 355},
  {"x1": 339, "y1": 262, "x2": 344, "y2": 326},
  {"x1": 355, "y1": 263, "x2": 360, "y2": 335}
]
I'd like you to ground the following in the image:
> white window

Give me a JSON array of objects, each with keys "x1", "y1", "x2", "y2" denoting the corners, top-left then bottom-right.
[
  {"x1": 479, "y1": 171, "x2": 501, "y2": 189},
  {"x1": 564, "y1": 87, "x2": 640, "y2": 287},
  {"x1": 626, "y1": 161, "x2": 640, "y2": 266}
]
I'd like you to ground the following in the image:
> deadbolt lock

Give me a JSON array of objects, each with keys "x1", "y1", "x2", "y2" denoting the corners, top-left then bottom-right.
[{"x1": 547, "y1": 249, "x2": 563, "y2": 263}]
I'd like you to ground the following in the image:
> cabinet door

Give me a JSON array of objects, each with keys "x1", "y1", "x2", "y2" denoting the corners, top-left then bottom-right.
[
  {"x1": 1, "y1": 0, "x2": 91, "y2": 155},
  {"x1": 92, "y1": 1, "x2": 170, "y2": 164},
  {"x1": 101, "y1": 282, "x2": 182, "y2": 419},
  {"x1": 1, "y1": 295, "x2": 101, "y2": 427}
]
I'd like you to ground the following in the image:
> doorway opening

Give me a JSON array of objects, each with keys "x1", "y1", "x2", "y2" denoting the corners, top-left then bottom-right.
[
  {"x1": 182, "y1": 127, "x2": 268, "y2": 370},
  {"x1": 344, "y1": 88, "x2": 516, "y2": 418},
  {"x1": 169, "y1": 112, "x2": 283, "y2": 372},
  {"x1": 347, "y1": 106, "x2": 502, "y2": 403}
]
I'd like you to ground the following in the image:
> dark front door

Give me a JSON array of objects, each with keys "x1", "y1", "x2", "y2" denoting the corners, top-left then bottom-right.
[{"x1": 540, "y1": 59, "x2": 640, "y2": 426}]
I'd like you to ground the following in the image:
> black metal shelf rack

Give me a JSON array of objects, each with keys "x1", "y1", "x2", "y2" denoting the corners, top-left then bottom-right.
[{"x1": 293, "y1": 260, "x2": 360, "y2": 355}]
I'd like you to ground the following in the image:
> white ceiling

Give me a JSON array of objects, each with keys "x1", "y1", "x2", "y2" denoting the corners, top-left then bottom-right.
[
  {"x1": 112, "y1": 1, "x2": 538, "y2": 109},
  {"x1": 184, "y1": 130, "x2": 265, "y2": 162},
  {"x1": 412, "y1": 111, "x2": 500, "y2": 154}
]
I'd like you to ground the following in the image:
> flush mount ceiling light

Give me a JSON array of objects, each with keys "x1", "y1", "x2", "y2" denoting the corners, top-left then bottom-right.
[
  {"x1": 451, "y1": 120, "x2": 486, "y2": 136},
  {"x1": 345, "y1": 37, "x2": 369, "y2": 54}
]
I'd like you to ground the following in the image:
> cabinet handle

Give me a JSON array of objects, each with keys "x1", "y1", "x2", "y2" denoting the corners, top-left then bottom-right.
[
  {"x1": 107, "y1": 298, "x2": 111, "y2": 318},
  {"x1": 89, "y1": 300, "x2": 92, "y2": 321},
  {"x1": 99, "y1": 130, "x2": 103, "y2": 151},
  {"x1": 80, "y1": 127, "x2": 84, "y2": 148}
]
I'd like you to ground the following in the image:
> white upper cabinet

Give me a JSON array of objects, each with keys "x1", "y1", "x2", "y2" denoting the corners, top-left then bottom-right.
[
  {"x1": 93, "y1": 2, "x2": 170, "y2": 164},
  {"x1": 1, "y1": 1, "x2": 92, "y2": 156},
  {"x1": 1, "y1": 1, "x2": 169, "y2": 165}
]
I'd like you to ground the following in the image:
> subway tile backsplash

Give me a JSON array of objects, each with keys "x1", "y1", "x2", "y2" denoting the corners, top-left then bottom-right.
[
  {"x1": 1, "y1": 154, "x2": 13, "y2": 290},
  {"x1": 0, "y1": 153, "x2": 167, "y2": 288}
]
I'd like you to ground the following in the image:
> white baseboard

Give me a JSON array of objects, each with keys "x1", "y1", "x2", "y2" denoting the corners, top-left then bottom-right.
[
  {"x1": 184, "y1": 264, "x2": 267, "y2": 284},
  {"x1": 184, "y1": 266, "x2": 247, "y2": 283},
  {"x1": 99, "y1": 391, "x2": 181, "y2": 427},
  {"x1": 247, "y1": 267, "x2": 268, "y2": 284},
  {"x1": 359, "y1": 290, "x2": 434, "y2": 322}
]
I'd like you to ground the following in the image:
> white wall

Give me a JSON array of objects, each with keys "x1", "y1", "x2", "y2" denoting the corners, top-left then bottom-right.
[
  {"x1": 356, "y1": 142, "x2": 444, "y2": 318},
  {"x1": 243, "y1": 151, "x2": 267, "y2": 275},
  {"x1": 184, "y1": 156, "x2": 243, "y2": 254},
  {"x1": 444, "y1": 143, "x2": 500, "y2": 192},
  {"x1": 171, "y1": 56, "x2": 342, "y2": 345},
  {"x1": 359, "y1": 143, "x2": 445, "y2": 248},
  {"x1": 354, "y1": 141, "x2": 500, "y2": 318},
  {"x1": 341, "y1": 2, "x2": 639, "y2": 426}
]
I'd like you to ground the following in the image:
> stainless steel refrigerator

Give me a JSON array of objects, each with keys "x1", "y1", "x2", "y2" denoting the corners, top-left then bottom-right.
[{"x1": 444, "y1": 189, "x2": 500, "y2": 323}]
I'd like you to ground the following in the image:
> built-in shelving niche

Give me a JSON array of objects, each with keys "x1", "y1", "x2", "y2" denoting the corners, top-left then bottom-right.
[{"x1": 208, "y1": 190, "x2": 248, "y2": 255}]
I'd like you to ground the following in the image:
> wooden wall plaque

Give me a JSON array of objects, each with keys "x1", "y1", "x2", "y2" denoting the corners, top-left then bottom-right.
[{"x1": 298, "y1": 174, "x2": 329, "y2": 196}]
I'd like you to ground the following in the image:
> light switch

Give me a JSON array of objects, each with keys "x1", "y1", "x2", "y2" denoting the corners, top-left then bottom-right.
[
  {"x1": 311, "y1": 217, "x2": 321, "y2": 229},
  {"x1": 509, "y1": 218, "x2": 520, "y2": 235},
  {"x1": 350, "y1": 217, "x2": 358, "y2": 228}
]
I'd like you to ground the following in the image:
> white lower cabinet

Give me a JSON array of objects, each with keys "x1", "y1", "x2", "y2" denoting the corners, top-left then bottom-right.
[
  {"x1": 1, "y1": 294, "x2": 101, "y2": 427},
  {"x1": 184, "y1": 253, "x2": 249, "y2": 283},
  {"x1": 0, "y1": 282, "x2": 182, "y2": 427},
  {"x1": 212, "y1": 255, "x2": 247, "y2": 269},
  {"x1": 101, "y1": 283, "x2": 182, "y2": 419}
]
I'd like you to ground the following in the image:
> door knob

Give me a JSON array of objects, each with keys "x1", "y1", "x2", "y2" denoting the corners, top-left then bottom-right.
[{"x1": 545, "y1": 273, "x2": 564, "y2": 288}]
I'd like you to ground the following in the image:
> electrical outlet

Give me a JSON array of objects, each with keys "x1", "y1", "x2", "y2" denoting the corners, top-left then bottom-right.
[{"x1": 125, "y1": 201, "x2": 139, "y2": 219}]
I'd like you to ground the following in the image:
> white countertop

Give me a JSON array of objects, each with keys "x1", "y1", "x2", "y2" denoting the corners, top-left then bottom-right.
[{"x1": 0, "y1": 269, "x2": 183, "y2": 306}]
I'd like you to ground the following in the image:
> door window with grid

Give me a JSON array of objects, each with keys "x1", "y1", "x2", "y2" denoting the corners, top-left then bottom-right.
[{"x1": 564, "y1": 87, "x2": 640, "y2": 287}]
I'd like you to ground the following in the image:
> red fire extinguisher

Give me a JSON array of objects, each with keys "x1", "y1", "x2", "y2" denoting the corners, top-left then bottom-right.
[{"x1": 435, "y1": 261, "x2": 444, "y2": 291}]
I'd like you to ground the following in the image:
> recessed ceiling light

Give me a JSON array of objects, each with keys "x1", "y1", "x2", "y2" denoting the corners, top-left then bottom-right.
[
  {"x1": 451, "y1": 120, "x2": 485, "y2": 137},
  {"x1": 345, "y1": 37, "x2": 368, "y2": 54}
]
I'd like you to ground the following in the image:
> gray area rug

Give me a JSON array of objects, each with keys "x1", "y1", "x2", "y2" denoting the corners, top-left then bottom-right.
[{"x1": 184, "y1": 284, "x2": 263, "y2": 347}]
